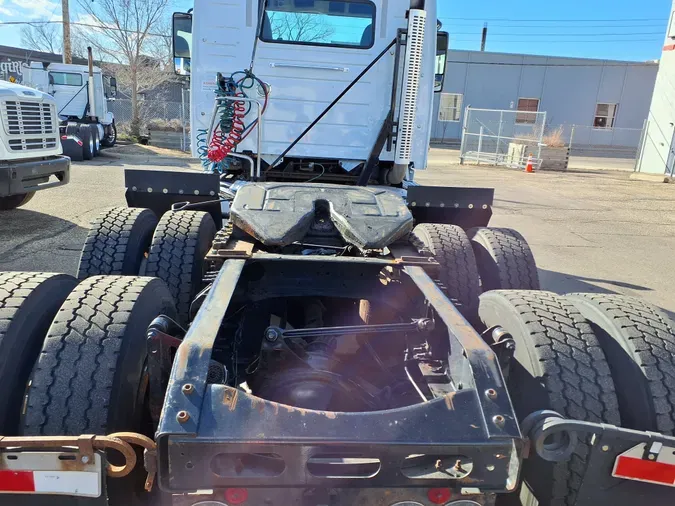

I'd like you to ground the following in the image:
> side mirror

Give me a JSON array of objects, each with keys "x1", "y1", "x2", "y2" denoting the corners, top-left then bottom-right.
[
  {"x1": 435, "y1": 31, "x2": 449, "y2": 93},
  {"x1": 109, "y1": 77, "x2": 117, "y2": 98},
  {"x1": 173, "y1": 12, "x2": 192, "y2": 76}
]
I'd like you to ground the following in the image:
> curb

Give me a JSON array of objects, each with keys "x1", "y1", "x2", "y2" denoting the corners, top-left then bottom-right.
[
  {"x1": 99, "y1": 150, "x2": 198, "y2": 164},
  {"x1": 629, "y1": 172, "x2": 673, "y2": 184}
]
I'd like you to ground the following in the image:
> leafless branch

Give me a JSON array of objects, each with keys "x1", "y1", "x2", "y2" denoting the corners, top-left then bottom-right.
[
  {"x1": 20, "y1": 22, "x2": 61, "y2": 54},
  {"x1": 75, "y1": 0, "x2": 173, "y2": 137},
  {"x1": 268, "y1": 12, "x2": 335, "y2": 43}
]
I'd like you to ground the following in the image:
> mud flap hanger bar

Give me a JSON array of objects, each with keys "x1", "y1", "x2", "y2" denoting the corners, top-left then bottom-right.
[
  {"x1": 522, "y1": 410, "x2": 675, "y2": 504},
  {"x1": 0, "y1": 433, "x2": 158, "y2": 491}
]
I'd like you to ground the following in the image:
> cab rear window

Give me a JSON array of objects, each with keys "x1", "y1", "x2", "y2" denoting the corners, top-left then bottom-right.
[
  {"x1": 49, "y1": 72, "x2": 83, "y2": 86},
  {"x1": 261, "y1": 0, "x2": 376, "y2": 49}
]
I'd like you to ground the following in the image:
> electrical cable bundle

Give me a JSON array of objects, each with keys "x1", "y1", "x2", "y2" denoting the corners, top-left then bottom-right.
[{"x1": 197, "y1": 70, "x2": 268, "y2": 173}]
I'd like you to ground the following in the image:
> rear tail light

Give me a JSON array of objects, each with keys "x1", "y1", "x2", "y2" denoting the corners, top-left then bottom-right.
[
  {"x1": 225, "y1": 488, "x2": 248, "y2": 504},
  {"x1": 428, "y1": 488, "x2": 452, "y2": 504}
]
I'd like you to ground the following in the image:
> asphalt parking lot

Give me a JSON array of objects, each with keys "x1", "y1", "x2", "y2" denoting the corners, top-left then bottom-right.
[{"x1": 1, "y1": 146, "x2": 674, "y2": 319}]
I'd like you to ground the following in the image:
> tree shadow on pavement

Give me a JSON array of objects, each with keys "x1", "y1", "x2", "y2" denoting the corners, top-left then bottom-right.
[
  {"x1": 0, "y1": 209, "x2": 87, "y2": 275},
  {"x1": 539, "y1": 269, "x2": 651, "y2": 295},
  {"x1": 539, "y1": 269, "x2": 675, "y2": 322}
]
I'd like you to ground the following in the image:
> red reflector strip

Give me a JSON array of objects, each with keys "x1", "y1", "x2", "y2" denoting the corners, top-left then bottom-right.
[
  {"x1": 0, "y1": 470, "x2": 35, "y2": 492},
  {"x1": 664, "y1": 44, "x2": 675, "y2": 52},
  {"x1": 0, "y1": 470, "x2": 100, "y2": 496},
  {"x1": 614, "y1": 456, "x2": 675, "y2": 486}
]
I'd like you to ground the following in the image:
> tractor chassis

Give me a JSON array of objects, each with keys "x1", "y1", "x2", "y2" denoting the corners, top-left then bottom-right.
[{"x1": 153, "y1": 258, "x2": 525, "y2": 495}]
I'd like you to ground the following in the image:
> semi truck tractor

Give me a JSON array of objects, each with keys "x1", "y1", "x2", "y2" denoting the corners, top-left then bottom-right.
[
  {"x1": 0, "y1": 1, "x2": 674, "y2": 506},
  {"x1": 0, "y1": 80, "x2": 70, "y2": 210},
  {"x1": 20, "y1": 48, "x2": 118, "y2": 161}
]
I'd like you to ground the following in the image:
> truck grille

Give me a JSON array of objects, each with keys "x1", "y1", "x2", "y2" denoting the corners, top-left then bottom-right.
[
  {"x1": 1, "y1": 99, "x2": 58, "y2": 152},
  {"x1": 8, "y1": 138, "x2": 58, "y2": 151}
]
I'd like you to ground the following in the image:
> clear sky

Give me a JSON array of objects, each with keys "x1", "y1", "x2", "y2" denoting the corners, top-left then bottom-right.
[
  {"x1": 437, "y1": 0, "x2": 672, "y2": 61},
  {"x1": 0, "y1": 0, "x2": 672, "y2": 62}
]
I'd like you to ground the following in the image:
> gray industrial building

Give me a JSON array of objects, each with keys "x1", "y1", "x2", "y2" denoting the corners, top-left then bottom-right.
[
  {"x1": 432, "y1": 49, "x2": 659, "y2": 150},
  {"x1": 636, "y1": 0, "x2": 675, "y2": 176}
]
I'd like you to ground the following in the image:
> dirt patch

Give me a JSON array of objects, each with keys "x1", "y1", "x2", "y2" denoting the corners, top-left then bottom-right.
[{"x1": 105, "y1": 143, "x2": 193, "y2": 158}]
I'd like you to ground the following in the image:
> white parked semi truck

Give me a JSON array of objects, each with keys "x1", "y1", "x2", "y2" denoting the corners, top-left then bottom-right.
[
  {"x1": 0, "y1": 80, "x2": 70, "y2": 210},
  {"x1": 20, "y1": 48, "x2": 118, "y2": 161},
  {"x1": 1, "y1": 2, "x2": 675, "y2": 506}
]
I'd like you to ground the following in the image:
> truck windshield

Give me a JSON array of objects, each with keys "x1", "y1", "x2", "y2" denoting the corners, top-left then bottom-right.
[
  {"x1": 49, "y1": 72, "x2": 83, "y2": 86},
  {"x1": 261, "y1": 0, "x2": 376, "y2": 49}
]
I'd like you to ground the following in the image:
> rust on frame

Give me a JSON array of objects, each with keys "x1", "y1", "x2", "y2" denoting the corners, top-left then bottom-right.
[
  {"x1": 222, "y1": 388, "x2": 239, "y2": 411},
  {"x1": 444, "y1": 392, "x2": 457, "y2": 411}
]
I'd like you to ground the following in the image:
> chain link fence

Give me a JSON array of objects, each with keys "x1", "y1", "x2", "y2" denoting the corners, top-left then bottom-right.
[
  {"x1": 459, "y1": 107, "x2": 547, "y2": 168},
  {"x1": 565, "y1": 124, "x2": 646, "y2": 159},
  {"x1": 455, "y1": 105, "x2": 648, "y2": 170},
  {"x1": 108, "y1": 94, "x2": 190, "y2": 150}
]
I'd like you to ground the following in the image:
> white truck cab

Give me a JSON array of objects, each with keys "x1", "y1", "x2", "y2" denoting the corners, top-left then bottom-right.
[
  {"x1": 19, "y1": 57, "x2": 118, "y2": 161},
  {"x1": 174, "y1": 0, "x2": 448, "y2": 185},
  {"x1": 0, "y1": 80, "x2": 70, "y2": 210}
]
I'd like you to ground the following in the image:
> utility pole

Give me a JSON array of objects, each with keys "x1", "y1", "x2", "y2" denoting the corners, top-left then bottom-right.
[
  {"x1": 481, "y1": 22, "x2": 488, "y2": 51},
  {"x1": 62, "y1": 0, "x2": 72, "y2": 63}
]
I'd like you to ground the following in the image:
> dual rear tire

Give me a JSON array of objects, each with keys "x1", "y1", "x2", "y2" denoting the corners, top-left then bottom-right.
[
  {"x1": 78, "y1": 207, "x2": 217, "y2": 325},
  {"x1": 64, "y1": 123, "x2": 101, "y2": 161},
  {"x1": 483, "y1": 290, "x2": 675, "y2": 505},
  {"x1": 410, "y1": 223, "x2": 539, "y2": 320},
  {"x1": 0, "y1": 272, "x2": 176, "y2": 503}
]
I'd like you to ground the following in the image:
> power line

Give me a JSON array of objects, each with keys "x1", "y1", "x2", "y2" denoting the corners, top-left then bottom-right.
[{"x1": 0, "y1": 20, "x2": 170, "y2": 38}]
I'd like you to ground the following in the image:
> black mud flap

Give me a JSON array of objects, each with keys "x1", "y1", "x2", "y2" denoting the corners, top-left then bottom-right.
[
  {"x1": 406, "y1": 186, "x2": 494, "y2": 229},
  {"x1": 124, "y1": 169, "x2": 222, "y2": 227}
]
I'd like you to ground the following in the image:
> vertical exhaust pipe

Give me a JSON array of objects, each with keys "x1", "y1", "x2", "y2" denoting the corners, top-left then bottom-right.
[
  {"x1": 391, "y1": 9, "x2": 427, "y2": 184},
  {"x1": 87, "y1": 47, "x2": 97, "y2": 120}
]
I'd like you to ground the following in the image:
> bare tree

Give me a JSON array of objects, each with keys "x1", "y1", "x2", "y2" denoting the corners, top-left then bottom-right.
[
  {"x1": 268, "y1": 12, "x2": 335, "y2": 43},
  {"x1": 76, "y1": 0, "x2": 173, "y2": 137},
  {"x1": 20, "y1": 22, "x2": 62, "y2": 54},
  {"x1": 20, "y1": 21, "x2": 87, "y2": 58}
]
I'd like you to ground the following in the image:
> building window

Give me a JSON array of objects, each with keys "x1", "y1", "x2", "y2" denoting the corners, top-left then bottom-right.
[
  {"x1": 261, "y1": 0, "x2": 376, "y2": 50},
  {"x1": 49, "y1": 72, "x2": 83, "y2": 86},
  {"x1": 516, "y1": 98, "x2": 540, "y2": 124},
  {"x1": 594, "y1": 103, "x2": 618, "y2": 129},
  {"x1": 439, "y1": 93, "x2": 463, "y2": 122}
]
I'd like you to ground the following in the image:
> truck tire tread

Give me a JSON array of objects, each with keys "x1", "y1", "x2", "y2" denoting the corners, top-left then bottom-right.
[
  {"x1": 23, "y1": 276, "x2": 175, "y2": 435},
  {"x1": 479, "y1": 290, "x2": 619, "y2": 506},
  {"x1": 410, "y1": 223, "x2": 480, "y2": 319},
  {"x1": 566, "y1": 293, "x2": 675, "y2": 434},
  {"x1": 143, "y1": 211, "x2": 216, "y2": 325},
  {"x1": 77, "y1": 207, "x2": 158, "y2": 280},
  {"x1": 468, "y1": 227, "x2": 539, "y2": 291},
  {"x1": 0, "y1": 272, "x2": 77, "y2": 433}
]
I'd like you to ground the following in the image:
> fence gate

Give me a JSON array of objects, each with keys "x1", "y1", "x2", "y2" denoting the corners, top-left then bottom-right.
[{"x1": 460, "y1": 107, "x2": 547, "y2": 169}]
